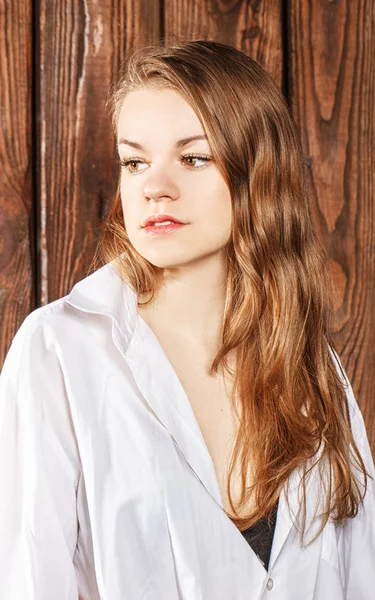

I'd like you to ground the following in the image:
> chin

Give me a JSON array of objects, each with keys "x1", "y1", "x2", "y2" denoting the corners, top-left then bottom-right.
[
  {"x1": 140, "y1": 249, "x2": 198, "y2": 270},
  {"x1": 145, "y1": 257, "x2": 192, "y2": 270}
]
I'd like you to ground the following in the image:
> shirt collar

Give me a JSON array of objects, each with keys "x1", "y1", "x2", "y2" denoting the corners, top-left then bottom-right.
[{"x1": 65, "y1": 257, "x2": 138, "y2": 349}]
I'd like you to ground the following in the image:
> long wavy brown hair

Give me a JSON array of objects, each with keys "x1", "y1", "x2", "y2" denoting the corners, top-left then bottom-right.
[{"x1": 92, "y1": 39, "x2": 368, "y2": 541}]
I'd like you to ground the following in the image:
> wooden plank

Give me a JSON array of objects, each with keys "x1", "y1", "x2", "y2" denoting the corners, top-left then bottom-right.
[
  {"x1": 38, "y1": 0, "x2": 161, "y2": 304},
  {"x1": 288, "y1": 1, "x2": 375, "y2": 451},
  {"x1": 0, "y1": 0, "x2": 34, "y2": 369},
  {"x1": 164, "y1": 0, "x2": 283, "y2": 85}
]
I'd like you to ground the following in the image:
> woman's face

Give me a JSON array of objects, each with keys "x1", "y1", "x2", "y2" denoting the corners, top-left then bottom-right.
[{"x1": 117, "y1": 86, "x2": 232, "y2": 270}]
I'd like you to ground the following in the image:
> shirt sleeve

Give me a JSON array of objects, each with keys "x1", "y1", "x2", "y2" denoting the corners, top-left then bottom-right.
[
  {"x1": 330, "y1": 348, "x2": 375, "y2": 599},
  {"x1": 0, "y1": 309, "x2": 81, "y2": 599}
]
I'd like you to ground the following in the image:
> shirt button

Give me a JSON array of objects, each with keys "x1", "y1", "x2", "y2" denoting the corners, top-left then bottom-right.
[{"x1": 266, "y1": 578, "x2": 274, "y2": 591}]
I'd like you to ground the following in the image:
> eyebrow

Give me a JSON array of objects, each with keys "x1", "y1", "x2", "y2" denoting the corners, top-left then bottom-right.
[{"x1": 117, "y1": 134, "x2": 208, "y2": 151}]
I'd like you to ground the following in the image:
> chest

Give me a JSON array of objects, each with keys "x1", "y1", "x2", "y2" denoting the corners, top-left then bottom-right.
[
  {"x1": 169, "y1": 350, "x2": 238, "y2": 473},
  {"x1": 136, "y1": 314, "x2": 249, "y2": 514},
  {"x1": 167, "y1": 349, "x2": 260, "y2": 517}
]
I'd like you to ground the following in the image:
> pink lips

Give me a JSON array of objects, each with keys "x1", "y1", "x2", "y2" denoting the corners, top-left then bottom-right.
[
  {"x1": 142, "y1": 222, "x2": 186, "y2": 236},
  {"x1": 142, "y1": 213, "x2": 184, "y2": 228},
  {"x1": 141, "y1": 213, "x2": 187, "y2": 236}
]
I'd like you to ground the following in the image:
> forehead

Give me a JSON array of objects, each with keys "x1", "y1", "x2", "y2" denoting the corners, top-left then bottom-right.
[{"x1": 116, "y1": 87, "x2": 206, "y2": 142}]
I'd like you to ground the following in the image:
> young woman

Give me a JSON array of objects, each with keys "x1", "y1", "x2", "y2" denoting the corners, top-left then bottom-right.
[{"x1": 0, "y1": 40, "x2": 374, "y2": 599}]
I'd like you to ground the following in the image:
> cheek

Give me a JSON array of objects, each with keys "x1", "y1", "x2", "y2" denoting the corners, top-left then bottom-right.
[
  {"x1": 193, "y1": 197, "x2": 232, "y2": 251},
  {"x1": 208, "y1": 185, "x2": 232, "y2": 232},
  {"x1": 120, "y1": 188, "x2": 138, "y2": 230},
  {"x1": 216, "y1": 191, "x2": 232, "y2": 244}
]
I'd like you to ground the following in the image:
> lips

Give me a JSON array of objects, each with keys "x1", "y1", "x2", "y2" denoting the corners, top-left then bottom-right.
[{"x1": 142, "y1": 214, "x2": 184, "y2": 227}]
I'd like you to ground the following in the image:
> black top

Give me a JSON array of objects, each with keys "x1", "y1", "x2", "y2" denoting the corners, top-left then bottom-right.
[{"x1": 240, "y1": 499, "x2": 279, "y2": 571}]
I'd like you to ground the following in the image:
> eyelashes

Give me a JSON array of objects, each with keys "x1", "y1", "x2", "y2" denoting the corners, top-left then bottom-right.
[{"x1": 119, "y1": 153, "x2": 212, "y2": 174}]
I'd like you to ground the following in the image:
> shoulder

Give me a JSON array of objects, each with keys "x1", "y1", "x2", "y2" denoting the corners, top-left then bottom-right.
[
  {"x1": 0, "y1": 276, "x2": 114, "y2": 439},
  {"x1": 3, "y1": 260, "x2": 135, "y2": 372},
  {"x1": 1, "y1": 297, "x2": 71, "y2": 377}
]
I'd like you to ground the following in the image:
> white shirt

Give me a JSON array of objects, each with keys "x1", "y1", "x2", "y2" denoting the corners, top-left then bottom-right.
[{"x1": 0, "y1": 259, "x2": 374, "y2": 600}]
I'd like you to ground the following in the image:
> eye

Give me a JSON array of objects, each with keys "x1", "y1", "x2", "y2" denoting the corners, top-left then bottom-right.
[
  {"x1": 119, "y1": 158, "x2": 148, "y2": 174},
  {"x1": 119, "y1": 153, "x2": 212, "y2": 175},
  {"x1": 180, "y1": 153, "x2": 212, "y2": 169}
]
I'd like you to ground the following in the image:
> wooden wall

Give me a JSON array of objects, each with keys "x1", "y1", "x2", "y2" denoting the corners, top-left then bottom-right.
[{"x1": 1, "y1": 1, "x2": 374, "y2": 452}]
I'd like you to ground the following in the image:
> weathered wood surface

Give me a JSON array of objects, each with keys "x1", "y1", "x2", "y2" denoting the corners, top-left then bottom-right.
[
  {"x1": 164, "y1": 0, "x2": 283, "y2": 85},
  {"x1": 288, "y1": 0, "x2": 375, "y2": 451},
  {"x1": 0, "y1": 0, "x2": 34, "y2": 366}
]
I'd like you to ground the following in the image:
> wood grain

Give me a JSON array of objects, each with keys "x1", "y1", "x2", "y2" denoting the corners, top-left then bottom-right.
[
  {"x1": 288, "y1": 0, "x2": 375, "y2": 451},
  {"x1": 164, "y1": 0, "x2": 283, "y2": 85},
  {"x1": 37, "y1": 0, "x2": 162, "y2": 304},
  {"x1": 0, "y1": 0, "x2": 34, "y2": 368}
]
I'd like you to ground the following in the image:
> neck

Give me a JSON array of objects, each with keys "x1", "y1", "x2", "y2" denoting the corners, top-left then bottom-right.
[{"x1": 137, "y1": 253, "x2": 228, "y2": 352}]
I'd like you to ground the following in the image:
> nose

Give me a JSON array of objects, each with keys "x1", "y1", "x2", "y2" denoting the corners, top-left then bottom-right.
[{"x1": 142, "y1": 173, "x2": 180, "y2": 203}]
